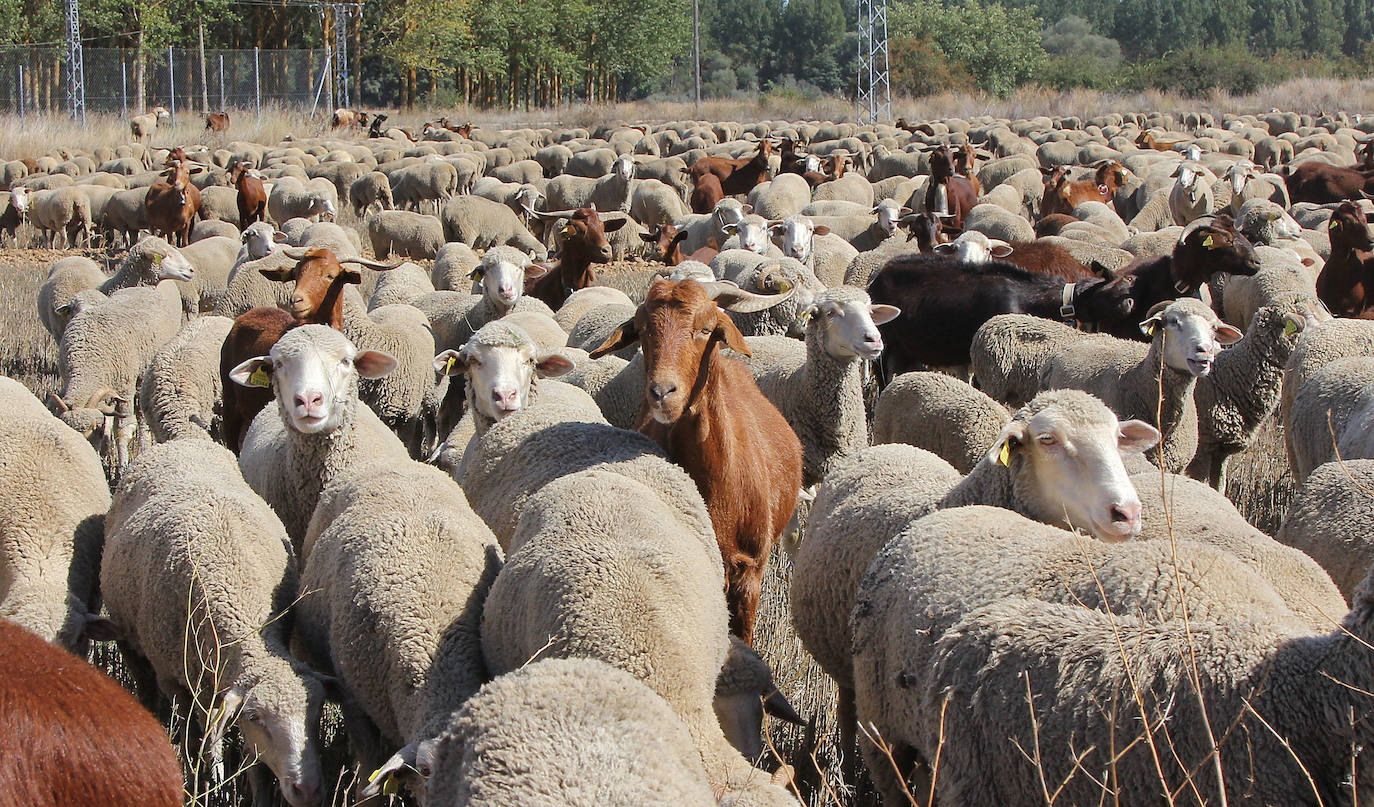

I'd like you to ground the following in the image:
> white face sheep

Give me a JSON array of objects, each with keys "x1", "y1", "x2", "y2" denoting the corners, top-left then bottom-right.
[
  {"x1": 872, "y1": 199, "x2": 909, "y2": 236},
  {"x1": 769, "y1": 216, "x2": 830, "y2": 263},
  {"x1": 984, "y1": 392, "x2": 1159, "y2": 540},
  {"x1": 805, "y1": 291, "x2": 896, "y2": 361},
  {"x1": 932, "y1": 229, "x2": 1013, "y2": 263},
  {"x1": 723, "y1": 218, "x2": 770, "y2": 254},
  {"x1": 612, "y1": 153, "x2": 635, "y2": 182},
  {"x1": 230, "y1": 324, "x2": 397, "y2": 435},
  {"x1": 1140, "y1": 299, "x2": 1238, "y2": 377},
  {"x1": 241, "y1": 221, "x2": 285, "y2": 260},
  {"x1": 433, "y1": 321, "x2": 573, "y2": 425},
  {"x1": 468, "y1": 246, "x2": 546, "y2": 316}
]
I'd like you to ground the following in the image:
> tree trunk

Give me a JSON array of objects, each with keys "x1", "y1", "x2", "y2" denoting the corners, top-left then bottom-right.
[{"x1": 135, "y1": 29, "x2": 146, "y2": 114}]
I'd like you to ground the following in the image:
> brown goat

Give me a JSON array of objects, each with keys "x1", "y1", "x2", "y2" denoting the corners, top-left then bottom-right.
[
  {"x1": 525, "y1": 205, "x2": 626, "y2": 309},
  {"x1": 688, "y1": 139, "x2": 773, "y2": 196},
  {"x1": 145, "y1": 162, "x2": 201, "y2": 246},
  {"x1": 923, "y1": 144, "x2": 977, "y2": 234},
  {"x1": 232, "y1": 163, "x2": 267, "y2": 226},
  {"x1": 205, "y1": 111, "x2": 230, "y2": 132},
  {"x1": 1316, "y1": 201, "x2": 1374, "y2": 317},
  {"x1": 1136, "y1": 130, "x2": 1190, "y2": 151},
  {"x1": 689, "y1": 170, "x2": 725, "y2": 214},
  {"x1": 219, "y1": 247, "x2": 397, "y2": 451},
  {"x1": 1040, "y1": 160, "x2": 1133, "y2": 218},
  {"x1": 591, "y1": 278, "x2": 803, "y2": 644},
  {"x1": 639, "y1": 223, "x2": 720, "y2": 265},
  {"x1": 0, "y1": 618, "x2": 183, "y2": 807}
]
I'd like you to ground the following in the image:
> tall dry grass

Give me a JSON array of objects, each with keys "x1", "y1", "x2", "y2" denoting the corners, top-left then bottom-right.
[{"x1": 1, "y1": 77, "x2": 1371, "y2": 160}]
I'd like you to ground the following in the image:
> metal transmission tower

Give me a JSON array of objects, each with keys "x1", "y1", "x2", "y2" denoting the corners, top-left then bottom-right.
[
  {"x1": 856, "y1": 0, "x2": 890, "y2": 124},
  {"x1": 65, "y1": 0, "x2": 86, "y2": 124},
  {"x1": 317, "y1": 2, "x2": 357, "y2": 109}
]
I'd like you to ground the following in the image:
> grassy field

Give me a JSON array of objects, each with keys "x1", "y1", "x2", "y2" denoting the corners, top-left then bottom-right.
[
  {"x1": 0, "y1": 76, "x2": 1371, "y2": 161},
  {"x1": 1, "y1": 215, "x2": 1306, "y2": 805}
]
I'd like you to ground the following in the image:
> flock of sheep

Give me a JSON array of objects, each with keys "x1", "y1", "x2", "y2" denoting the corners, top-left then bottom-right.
[{"x1": 2, "y1": 105, "x2": 1374, "y2": 807}]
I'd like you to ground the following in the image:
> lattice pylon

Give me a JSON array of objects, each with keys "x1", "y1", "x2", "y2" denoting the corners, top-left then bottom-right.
[
  {"x1": 856, "y1": 0, "x2": 890, "y2": 124},
  {"x1": 65, "y1": 0, "x2": 85, "y2": 123}
]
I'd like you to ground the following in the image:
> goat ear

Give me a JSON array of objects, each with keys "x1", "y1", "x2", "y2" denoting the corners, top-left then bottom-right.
[
  {"x1": 535, "y1": 351, "x2": 575, "y2": 378},
  {"x1": 590, "y1": 319, "x2": 639, "y2": 358},
  {"x1": 341, "y1": 269, "x2": 363, "y2": 285},
  {"x1": 258, "y1": 265, "x2": 296, "y2": 282},
  {"x1": 933, "y1": 243, "x2": 955, "y2": 255},
  {"x1": 229, "y1": 357, "x2": 272, "y2": 388},
  {"x1": 1214, "y1": 322, "x2": 1243, "y2": 345},
  {"x1": 83, "y1": 614, "x2": 122, "y2": 642},
  {"x1": 1117, "y1": 419, "x2": 1161, "y2": 455},
  {"x1": 713, "y1": 310, "x2": 752, "y2": 357},
  {"x1": 639, "y1": 231, "x2": 657, "y2": 242},
  {"x1": 870, "y1": 304, "x2": 901, "y2": 325},
  {"x1": 602, "y1": 217, "x2": 627, "y2": 233},
  {"x1": 987, "y1": 421, "x2": 1028, "y2": 467},
  {"x1": 1090, "y1": 260, "x2": 1117, "y2": 279},
  {"x1": 355, "y1": 350, "x2": 398, "y2": 379}
]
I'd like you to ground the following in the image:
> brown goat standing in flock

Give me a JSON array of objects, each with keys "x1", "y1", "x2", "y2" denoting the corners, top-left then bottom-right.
[
  {"x1": 0, "y1": 618, "x2": 184, "y2": 807},
  {"x1": 593, "y1": 277, "x2": 803, "y2": 644},
  {"x1": 526, "y1": 205, "x2": 625, "y2": 309}
]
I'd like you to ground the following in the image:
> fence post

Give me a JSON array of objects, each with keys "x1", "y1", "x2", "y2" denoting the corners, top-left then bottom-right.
[
  {"x1": 253, "y1": 46, "x2": 260, "y2": 118},
  {"x1": 17, "y1": 66, "x2": 23, "y2": 120},
  {"x1": 218, "y1": 55, "x2": 224, "y2": 111},
  {"x1": 310, "y1": 48, "x2": 332, "y2": 119},
  {"x1": 121, "y1": 60, "x2": 127, "y2": 118},
  {"x1": 168, "y1": 45, "x2": 175, "y2": 125}
]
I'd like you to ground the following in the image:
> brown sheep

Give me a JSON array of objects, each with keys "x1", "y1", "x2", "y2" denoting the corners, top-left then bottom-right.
[{"x1": 591, "y1": 277, "x2": 803, "y2": 644}]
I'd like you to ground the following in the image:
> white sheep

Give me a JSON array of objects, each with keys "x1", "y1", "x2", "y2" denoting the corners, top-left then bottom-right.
[
  {"x1": 266, "y1": 176, "x2": 337, "y2": 224},
  {"x1": 349, "y1": 170, "x2": 393, "y2": 216},
  {"x1": 1278, "y1": 458, "x2": 1374, "y2": 598},
  {"x1": 366, "y1": 209, "x2": 444, "y2": 259},
  {"x1": 1279, "y1": 317, "x2": 1374, "y2": 474},
  {"x1": 768, "y1": 215, "x2": 860, "y2": 287},
  {"x1": 431, "y1": 241, "x2": 481, "y2": 290},
  {"x1": 1288, "y1": 355, "x2": 1374, "y2": 483},
  {"x1": 29, "y1": 186, "x2": 93, "y2": 248},
  {"x1": 872, "y1": 371, "x2": 1010, "y2": 473},
  {"x1": 481, "y1": 470, "x2": 796, "y2": 806},
  {"x1": 138, "y1": 315, "x2": 235, "y2": 442},
  {"x1": 710, "y1": 250, "x2": 820, "y2": 338},
  {"x1": 101, "y1": 439, "x2": 328, "y2": 806},
  {"x1": 676, "y1": 198, "x2": 751, "y2": 254},
  {"x1": 37, "y1": 236, "x2": 194, "y2": 339},
  {"x1": 741, "y1": 285, "x2": 897, "y2": 485},
  {"x1": 1187, "y1": 296, "x2": 1323, "y2": 488},
  {"x1": 552, "y1": 286, "x2": 635, "y2": 333},
  {"x1": 367, "y1": 261, "x2": 435, "y2": 310},
  {"x1": 231, "y1": 325, "x2": 411, "y2": 547},
  {"x1": 295, "y1": 459, "x2": 501, "y2": 801},
  {"x1": 421, "y1": 659, "x2": 720, "y2": 807},
  {"x1": 544, "y1": 153, "x2": 636, "y2": 213},
  {"x1": 0, "y1": 376, "x2": 110, "y2": 652},
  {"x1": 439, "y1": 195, "x2": 546, "y2": 257},
  {"x1": 177, "y1": 233, "x2": 241, "y2": 313},
  {"x1": 1168, "y1": 160, "x2": 1215, "y2": 225}
]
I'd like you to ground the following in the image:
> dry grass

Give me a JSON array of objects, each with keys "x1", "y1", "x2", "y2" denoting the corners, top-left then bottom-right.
[
  {"x1": 2, "y1": 77, "x2": 1371, "y2": 161},
  {"x1": 0, "y1": 223, "x2": 1306, "y2": 806}
]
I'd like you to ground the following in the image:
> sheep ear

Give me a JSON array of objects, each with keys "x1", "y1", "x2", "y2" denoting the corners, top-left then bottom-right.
[
  {"x1": 1214, "y1": 322, "x2": 1243, "y2": 345},
  {"x1": 1117, "y1": 420, "x2": 1161, "y2": 455},
  {"x1": 989, "y1": 242, "x2": 1014, "y2": 258},
  {"x1": 813, "y1": 225, "x2": 831, "y2": 237},
  {"x1": 535, "y1": 351, "x2": 575, "y2": 378},
  {"x1": 359, "y1": 744, "x2": 422, "y2": 801},
  {"x1": 355, "y1": 350, "x2": 398, "y2": 379},
  {"x1": 1090, "y1": 260, "x2": 1117, "y2": 279},
  {"x1": 933, "y1": 243, "x2": 955, "y2": 255},
  {"x1": 432, "y1": 349, "x2": 468, "y2": 377},
  {"x1": 273, "y1": 231, "x2": 288, "y2": 243},
  {"x1": 741, "y1": 204, "x2": 753, "y2": 214},
  {"x1": 590, "y1": 319, "x2": 640, "y2": 358},
  {"x1": 207, "y1": 688, "x2": 244, "y2": 746},
  {"x1": 229, "y1": 357, "x2": 272, "y2": 388},
  {"x1": 870, "y1": 304, "x2": 900, "y2": 325},
  {"x1": 987, "y1": 421, "x2": 1027, "y2": 467},
  {"x1": 524, "y1": 263, "x2": 552, "y2": 281},
  {"x1": 1282, "y1": 313, "x2": 1305, "y2": 337}
]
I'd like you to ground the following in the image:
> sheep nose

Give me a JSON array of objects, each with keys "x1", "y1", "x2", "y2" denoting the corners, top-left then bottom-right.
[
  {"x1": 492, "y1": 387, "x2": 519, "y2": 410},
  {"x1": 1110, "y1": 501, "x2": 1142, "y2": 530},
  {"x1": 863, "y1": 332, "x2": 882, "y2": 347},
  {"x1": 295, "y1": 391, "x2": 324, "y2": 411},
  {"x1": 649, "y1": 382, "x2": 676, "y2": 404},
  {"x1": 286, "y1": 780, "x2": 320, "y2": 805}
]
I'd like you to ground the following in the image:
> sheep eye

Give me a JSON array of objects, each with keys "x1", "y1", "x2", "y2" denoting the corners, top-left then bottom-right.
[{"x1": 1036, "y1": 434, "x2": 1057, "y2": 446}]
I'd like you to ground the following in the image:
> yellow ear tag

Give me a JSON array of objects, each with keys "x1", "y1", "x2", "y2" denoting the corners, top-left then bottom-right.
[
  {"x1": 1201, "y1": 234, "x2": 1215, "y2": 249},
  {"x1": 561, "y1": 224, "x2": 576, "y2": 236},
  {"x1": 444, "y1": 355, "x2": 456, "y2": 374},
  {"x1": 1284, "y1": 319, "x2": 1298, "y2": 336},
  {"x1": 997, "y1": 443, "x2": 1011, "y2": 467},
  {"x1": 152, "y1": 252, "x2": 164, "y2": 263},
  {"x1": 248, "y1": 367, "x2": 271, "y2": 388},
  {"x1": 1148, "y1": 323, "x2": 1158, "y2": 336},
  {"x1": 797, "y1": 310, "x2": 812, "y2": 327}
]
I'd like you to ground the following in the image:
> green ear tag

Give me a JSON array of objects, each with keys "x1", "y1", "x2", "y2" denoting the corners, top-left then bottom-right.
[
  {"x1": 248, "y1": 367, "x2": 271, "y2": 388},
  {"x1": 1284, "y1": 319, "x2": 1298, "y2": 336},
  {"x1": 997, "y1": 443, "x2": 1011, "y2": 467}
]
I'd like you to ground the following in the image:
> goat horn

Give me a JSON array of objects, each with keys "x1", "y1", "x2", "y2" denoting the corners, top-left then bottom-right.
[
  {"x1": 1178, "y1": 216, "x2": 1217, "y2": 244},
  {"x1": 338, "y1": 256, "x2": 402, "y2": 271},
  {"x1": 702, "y1": 279, "x2": 796, "y2": 313},
  {"x1": 529, "y1": 208, "x2": 578, "y2": 219},
  {"x1": 279, "y1": 247, "x2": 311, "y2": 260}
]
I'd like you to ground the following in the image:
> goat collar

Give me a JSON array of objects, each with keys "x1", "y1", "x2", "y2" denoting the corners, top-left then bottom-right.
[
  {"x1": 1060, "y1": 282, "x2": 1077, "y2": 321},
  {"x1": 1174, "y1": 278, "x2": 1196, "y2": 294}
]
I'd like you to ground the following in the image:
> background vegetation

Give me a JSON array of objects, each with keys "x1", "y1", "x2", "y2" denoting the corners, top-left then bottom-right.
[{"x1": 0, "y1": 0, "x2": 1368, "y2": 108}]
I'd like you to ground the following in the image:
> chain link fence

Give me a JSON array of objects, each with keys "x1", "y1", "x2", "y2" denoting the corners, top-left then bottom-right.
[{"x1": 0, "y1": 46, "x2": 327, "y2": 116}]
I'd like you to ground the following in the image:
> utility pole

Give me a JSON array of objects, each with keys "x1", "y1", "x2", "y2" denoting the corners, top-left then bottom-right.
[
  {"x1": 692, "y1": 0, "x2": 700, "y2": 111},
  {"x1": 198, "y1": 8, "x2": 208, "y2": 112},
  {"x1": 65, "y1": 0, "x2": 85, "y2": 124},
  {"x1": 856, "y1": 0, "x2": 890, "y2": 124}
]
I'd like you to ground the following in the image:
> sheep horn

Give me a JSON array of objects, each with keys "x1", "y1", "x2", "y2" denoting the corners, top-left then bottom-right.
[
  {"x1": 85, "y1": 387, "x2": 124, "y2": 415},
  {"x1": 338, "y1": 256, "x2": 402, "y2": 271},
  {"x1": 1177, "y1": 216, "x2": 1216, "y2": 244}
]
